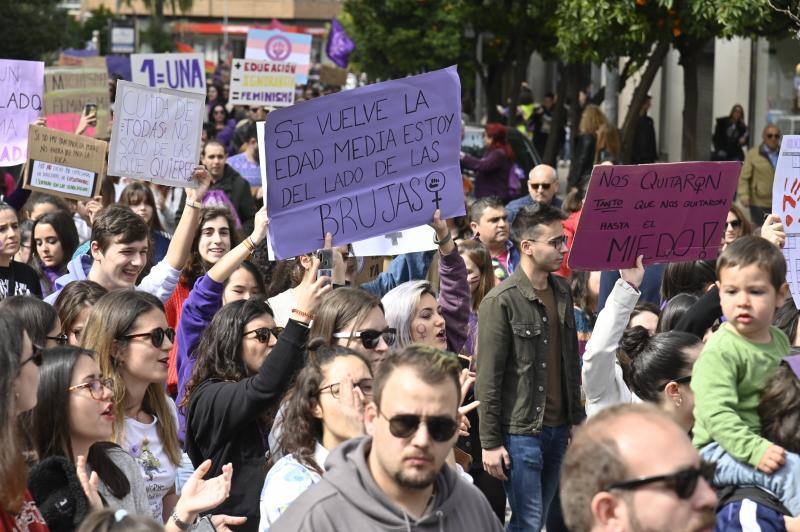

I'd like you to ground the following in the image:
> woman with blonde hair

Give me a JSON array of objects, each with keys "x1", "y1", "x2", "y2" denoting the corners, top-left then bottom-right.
[
  {"x1": 81, "y1": 290, "x2": 182, "y2": 523},
  {"x1": 568, "y1": 104, "x2": 609, "y2": 191},
  {"x1": 595, "y1": 122, "x2": 621, "y2": 164}
]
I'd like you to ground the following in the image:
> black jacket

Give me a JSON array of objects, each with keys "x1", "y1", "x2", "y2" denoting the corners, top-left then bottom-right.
[
  {"x1": 632, "y1": 115, "x2": 658, "y2": 164},
  {"x1": 567, "y1": 134, "x2": 596, "y2": 190},
  {"x1": 176, "y1": 164, "x2": 257, "y2": 235},
  {"x1": 185, "y1": 320, "x2": 308, "y2": 531},
  {"x1": 712, "y1": 117, "x2": 747, "y2": 161}
]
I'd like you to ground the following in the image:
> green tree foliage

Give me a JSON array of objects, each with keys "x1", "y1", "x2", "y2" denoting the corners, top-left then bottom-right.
[
  {"x1": 127, "y1": 0, "x2": 195, "y2": 52},
  {"x1": 342, "y1": 0, "x2": 465, "y2": 79},
  {"x1": 554, "y1": 0, "x2": 776, "y2": 160},
  {"x1": 0, "y1": 0, "x2": 71, "y2": 60}
]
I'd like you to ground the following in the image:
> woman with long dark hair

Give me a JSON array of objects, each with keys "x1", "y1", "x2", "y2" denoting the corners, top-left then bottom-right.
[
  {"x1": 29, "y1": 346, "x2": 238, "y2": 530},
  {"x1": 208, "y1": 104, "x2": 236, "y2": 151},
  {"x1": 0, "y1": 295, "x2": 66, "y2": 347},
  {"x1": 182, "y1": 256, "x2": 330, "y2": 530},
  {"x1": 259, "y1": 343, "x2": 372, "y2": 528},
  {"x1": 0, "y1": 314, "x2": 46, "y2": 529},
  {"x1": 461, "y1": 123, "x2": 514, "y2": 200},
  {"x1": 0, "y1": 201, "x2": 43, "y2": 299},
  {"x1": 54, "y1": 280, "x2": 108, "y2": 346},
  {"x1": 165, "y1": 206, "x2": 240, "y2": 394},
  {"x1": 29, "y1": 210, "x2": 79, "y2": 297}
]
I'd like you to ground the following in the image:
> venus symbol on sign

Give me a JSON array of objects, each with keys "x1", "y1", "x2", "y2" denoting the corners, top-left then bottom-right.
[
  {"x1": 266, "y1": 35, "x2": 292, "y2": 62},
  {"x1": 425, "y1": 171, "x2": 446, "y2": 210}
]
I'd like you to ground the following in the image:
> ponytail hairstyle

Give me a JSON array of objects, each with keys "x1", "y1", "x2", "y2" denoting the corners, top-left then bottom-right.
[
  {"x1": 0, "y1": 314, "x2": 27, "y2": 512},
  {"x1": 619, "y1": 326, "x2": 699, "y2": 403},
  {"x1": 759, "y1": 357, "x2": 800, "y2": 453},
  {"x1": 80, "y1": 290, "x2": 181, "y2": 466},
  {"x1": 275, "y1": 339, "x2": 371, "y2": 475},
  {"x1": 657, "y1": 293, "x2": 698, "y2": 333}
]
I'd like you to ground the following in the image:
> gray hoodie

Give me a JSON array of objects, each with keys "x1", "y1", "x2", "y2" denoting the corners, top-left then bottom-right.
[{"x1": 270, "y1": 436, "x2": 503, "y2": 532}]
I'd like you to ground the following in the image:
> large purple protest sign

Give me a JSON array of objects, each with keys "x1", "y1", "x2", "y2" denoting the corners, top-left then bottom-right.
[
  {"x1": 264, "y1": 66, "x2": 464, "y2": 259},
  {"x1": 568, "y1": 161, "x2": 741, "y2": 271},
  {"x1": 0, "y1": 59, "x2": 43, "y2": 167}
]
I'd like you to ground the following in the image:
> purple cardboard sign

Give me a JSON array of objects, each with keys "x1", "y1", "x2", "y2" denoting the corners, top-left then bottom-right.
[
  {"x1": 568, "y1": 161, "x2": 742, "y2": 271},
  {"x1": 0, "y1": 59, "x2": 44, "y2": 167},
  {"x1": 264, "y1": 66, "x2": 464, "y2": 259}
]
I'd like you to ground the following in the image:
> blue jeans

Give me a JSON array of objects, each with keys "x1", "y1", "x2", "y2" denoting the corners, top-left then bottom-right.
[
  {"x1": 701, "y1": 443, "x2": 800, "y2": 515},
  {"x1": 504, "y1": 425, "x2": 570, "y2": 532},
  {"x1": 175, "y1": 452, "x2": 195, "y2": 495}
]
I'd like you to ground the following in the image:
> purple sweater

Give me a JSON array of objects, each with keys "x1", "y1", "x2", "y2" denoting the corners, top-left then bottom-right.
[
  {"x1": 175, "y1": 274, "x2": 224, "y2": 442},
  {"x1": 462, "y1": 149, "x2": 511, "y2": 200},
  {"x1": 439, "y1": 247, "x2": 471, "y2": 355}
]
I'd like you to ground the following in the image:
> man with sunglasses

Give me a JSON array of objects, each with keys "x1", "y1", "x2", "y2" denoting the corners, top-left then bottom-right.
[
  {"x1": 738, "y1": 124, "x2": 781, "y2": 226},
  {"x1": 476, "y1": 202, "x2": 584, "y2": 531},
  {"x1": 271, "y1": 345, "x2": 503, "y2": 531},
  {"x1": 561, "y1": 404, "x2": 718, "y2": 532},
  {"x1": 505, "y1": 164, "x2": 562, "y2": 225}
]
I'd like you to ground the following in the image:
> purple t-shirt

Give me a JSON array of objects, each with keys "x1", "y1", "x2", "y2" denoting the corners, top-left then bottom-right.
[{"x1": 227, "y1": 153, "x2": 261, "y2": 187}]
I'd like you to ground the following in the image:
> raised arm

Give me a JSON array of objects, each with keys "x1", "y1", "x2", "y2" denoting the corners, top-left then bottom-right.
[
  {"x1": 582, "y1": 257, "x2": 643, "y2": 414},
  {"x1": 165, "y1": 167, "x2": 211, "y2": 270},
  {"x1": 431, "y1": 209, "x2": 470, "y2": 354}
]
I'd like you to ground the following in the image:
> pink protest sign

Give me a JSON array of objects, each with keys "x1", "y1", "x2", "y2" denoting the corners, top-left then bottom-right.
[{"x1": 568, "y1": 161, "x2": 742, "y2": 271}]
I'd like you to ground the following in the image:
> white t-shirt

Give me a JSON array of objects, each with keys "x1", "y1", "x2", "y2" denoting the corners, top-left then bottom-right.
[{"x1": 123, "y1": 398, "x2": 179, "y2": 522}]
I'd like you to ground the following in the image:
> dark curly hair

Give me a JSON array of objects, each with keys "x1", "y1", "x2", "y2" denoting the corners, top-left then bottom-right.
[
  {"x1": 181, "y1": 298, "x2": 274, "y2": 411},
  {"x1": 275, "y1": 339, "x2": 370, "y2": 475},
  {"x1": 182, "y1": 207, "x2": 240, "y2": 288}
]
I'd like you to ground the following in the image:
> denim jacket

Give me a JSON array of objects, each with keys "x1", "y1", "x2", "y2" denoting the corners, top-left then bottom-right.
[{"x1": 476, "y1": 266, "x2": 584, "y2": 449}]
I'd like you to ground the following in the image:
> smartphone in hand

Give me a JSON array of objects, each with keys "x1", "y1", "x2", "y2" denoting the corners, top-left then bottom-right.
[{"x1": 316, "y1": 249, "x2": 333, "y2": 282}]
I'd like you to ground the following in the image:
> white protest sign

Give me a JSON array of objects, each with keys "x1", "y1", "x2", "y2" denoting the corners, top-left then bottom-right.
[
  {"x1": 229, "y1": 59, "x2": 295, "y2": 108},
  {"x1": 773, "y1": 135, "x2": 800, "y2": 306},
  {"x1": 107, "y1": 81, "x2": 204, "y2": 187},
  {"x1": 351, "y1": 225, "x2": 437, "y2": 256},
  {"x1": 0, "y1": 59, "x2": 43, "y2": 166},
  {"x1": 131, "y1": 53, "x2": 206, "y2": 95}
]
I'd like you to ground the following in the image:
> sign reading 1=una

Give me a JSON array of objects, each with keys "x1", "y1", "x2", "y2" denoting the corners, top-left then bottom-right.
[{"x1": 131, "y1": 53, "x2": 206, "y2": 95}]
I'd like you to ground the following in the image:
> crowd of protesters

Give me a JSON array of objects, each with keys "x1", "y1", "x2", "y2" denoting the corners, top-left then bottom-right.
[{"x1": 1, "y1": 65, "x2": 799, "y2": 532}]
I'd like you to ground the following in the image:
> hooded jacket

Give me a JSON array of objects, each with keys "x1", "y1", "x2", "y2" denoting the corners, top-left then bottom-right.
[
  {"x1": 270, "y1": 436, "x2": 503, "y2": 532},
  {"x1": 44, "y1": 254, "x2": 181, "y2": 304}
]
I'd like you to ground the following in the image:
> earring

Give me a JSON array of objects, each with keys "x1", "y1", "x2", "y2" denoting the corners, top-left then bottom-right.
[{"x1": 674, "y1": 396, "x2": 682, "y2": 408}]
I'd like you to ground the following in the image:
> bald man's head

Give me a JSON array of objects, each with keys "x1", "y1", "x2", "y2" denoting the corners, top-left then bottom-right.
[
  {"x1": 561, "y1": 404, "x2": 716, "y2": 532},
  {"x1": 527, "y1": 164, "x2": 558, "y2": 205}
]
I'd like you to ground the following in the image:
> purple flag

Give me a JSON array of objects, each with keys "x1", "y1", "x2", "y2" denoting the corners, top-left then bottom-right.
[{"x1": 326, "y1": 18, "x2": 355, "y2": 69}]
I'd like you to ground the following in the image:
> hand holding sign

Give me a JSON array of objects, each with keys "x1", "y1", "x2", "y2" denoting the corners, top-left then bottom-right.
[
  {"x1": 761, "y1": 214, "x2": 786, "y2": 249},
  {"x1": 186, "y1": 165, "x2": 212, "y2": 203},
  {"x1": 619, "y1": 255, "x2": 645, "y2": 291}
]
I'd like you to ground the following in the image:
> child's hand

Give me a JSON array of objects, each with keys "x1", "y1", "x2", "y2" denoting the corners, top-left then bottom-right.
[{"x1": 757, "y1": 444, "x2": 786, "y2": 474}]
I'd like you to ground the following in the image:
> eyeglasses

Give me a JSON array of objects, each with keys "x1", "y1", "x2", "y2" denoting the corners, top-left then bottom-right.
[
  {"x1": 530, "y1": 182, "x2": 552, "y2": 191},
  {"x1": 672, "y1": 374, "x2": 692, "y2": 384},
  {"x1": 766, "y1": 133, "x2": 781, "y2": 139},
  {"x1": 318, "y1": 378, "x2": 374, "y2": 399},
  {"x1": 46, "y1": 333, "x2": 69, "y2": 346},
  {"x1": 119, "y1": 327, "x2": 175, "y2": 348},
  {"x1": 726, "y1": 220, "x2": 742, "y2": 229},
  {"x1": 244, "y1": 326, "x2": 284, "y2": 344},
  {"x1": 68, "y1": 378, "x2": 115, "y2": 400},
  {"x1": 530, "y1": 235, "x2": 569, "y2": 249},
  {"x1": 332, "y1": 328, "x2": 397, "y2": 349},
  {"x1": 20, "y1": 344, "x2": 43, "y2": 368},
  {"x1": 378, "y1": 409, "x2": 459, "y2": 442},
  {"x1": 605, "y1": 461, "x2": 716, "y2": 499}
]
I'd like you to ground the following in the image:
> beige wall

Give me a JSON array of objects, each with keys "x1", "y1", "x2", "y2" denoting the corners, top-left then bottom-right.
[{"x1": 81, "y1": 0, "x2": 341, "y2": 20}]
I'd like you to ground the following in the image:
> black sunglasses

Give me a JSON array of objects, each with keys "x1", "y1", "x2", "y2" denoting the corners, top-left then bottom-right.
[
  {"x1": 378, "y1": 409, "x2": 459, "y2": 442},
  {"x1": 47, "y1": 333, "x2": 69, "y2": 346},
  {"x1": 673, "y1": 374, "x2": 692, "y2": 385},
  {"x1": 333, "y1": 328, "x2": 397, "y2": 350},
  {"x1": 245, "y1": 327, "x2": 284, "y2": 344},
  {"x1": 726, "y1": 220, "x2": 742, "y2": 229},
  {"x1": 119, "y1": 327, "x2": 175, "y2": 348},
  {"x1": 605, "y1": 461, "x2": 716, "y2": 499},
  {"x1": 530, "y1": 182, "x2": 551, "y2": 191},
  {"x1": 766, "y1": 133, "x2": 781, "y2": 139},
  {"x1": 20, "y1": 344, "x2": 44, "y2": 368}
]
